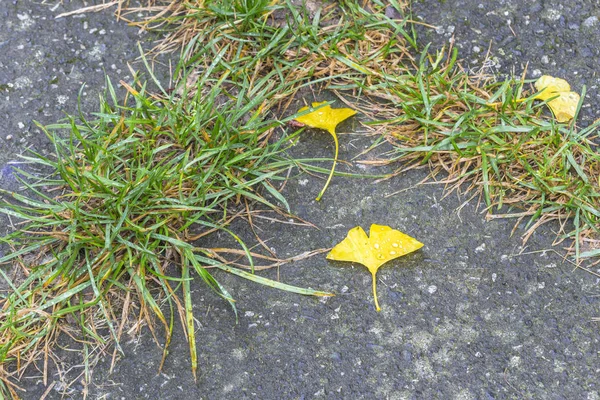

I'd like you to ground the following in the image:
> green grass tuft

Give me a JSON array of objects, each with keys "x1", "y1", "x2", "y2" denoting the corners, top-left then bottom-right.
[
  {"x1": 0, "y1": 57, "x2": 332, "y2": 393},
  {"x1": 360, "y1": 50, "x2": 600, "y2": 261}
]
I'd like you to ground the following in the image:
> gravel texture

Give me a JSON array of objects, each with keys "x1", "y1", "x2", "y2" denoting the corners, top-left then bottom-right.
[{"x1": 1, "y1": 1, "x2": 599, "y2": 399}]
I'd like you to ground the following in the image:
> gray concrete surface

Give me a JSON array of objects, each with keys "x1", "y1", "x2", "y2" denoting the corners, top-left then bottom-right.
[{"x1": 1, "y1": 1, "x2": 599, "y2": 399}]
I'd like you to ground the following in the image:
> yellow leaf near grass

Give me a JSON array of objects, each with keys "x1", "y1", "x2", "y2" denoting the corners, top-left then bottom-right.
[
  {"x1": 327, "y1": 224, "x2": 423, "y2": 312},
  {"x1": 534, "y1": 75, "x2": 580, "y2": 123},
  {"x1": 295, "y1": 102, "x2": 356, "y2": 201}
]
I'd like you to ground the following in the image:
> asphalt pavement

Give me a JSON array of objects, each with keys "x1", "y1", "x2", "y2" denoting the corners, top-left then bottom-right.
[{"x1": 1, "y1": 1, "x2": 599, "y2": 399}]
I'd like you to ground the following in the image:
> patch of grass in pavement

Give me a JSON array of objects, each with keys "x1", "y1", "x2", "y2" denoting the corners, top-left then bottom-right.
[
  {"x1": 0, "y1": 59, "x2": 332, "y2": 395},
  {"x1": 359, "y1": 50, "x2": 600, "y2": 264},
  {"x1": 123, "y1": 0, "x2": 416, "y2": 109}
]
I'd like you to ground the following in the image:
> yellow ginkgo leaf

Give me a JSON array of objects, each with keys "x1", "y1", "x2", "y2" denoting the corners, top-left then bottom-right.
[
  {"x1": 534, "y1": 75, "x2": 580, "y2": 123},
  {"x1": 295, "y1": 101, "x2": 357, "y2": 201},
  {"x1": 327, "y1": 224, "x2": 423, "y2": 312}
]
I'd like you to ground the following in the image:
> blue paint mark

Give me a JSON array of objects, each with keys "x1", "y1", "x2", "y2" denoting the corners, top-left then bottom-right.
[
  {"x1": 0, "y1": 165, "x2": 11, "y2": 181},
  {"x1": 0, "y1": 163, "x2": 17, "y2": 182}
]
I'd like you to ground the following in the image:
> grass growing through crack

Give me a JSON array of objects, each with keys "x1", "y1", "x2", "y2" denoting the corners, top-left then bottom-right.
[
  {"x1": 124, "y1": 0, "x2": 417, "y2": 107},
  {"x1": 0, "y1": 62, "x2": 334, "y2": 395},
  {"x1": 356, "y1": 49, "x2": 600, "y2": 263}
]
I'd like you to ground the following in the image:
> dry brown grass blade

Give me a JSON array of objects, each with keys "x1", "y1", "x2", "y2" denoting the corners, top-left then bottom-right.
[
  {"x1": 55, "y1": 1, "x2": 123, "y2": 19},
  {"x1": 204, "y1": 247, "x2": 331, "y2": 271}
]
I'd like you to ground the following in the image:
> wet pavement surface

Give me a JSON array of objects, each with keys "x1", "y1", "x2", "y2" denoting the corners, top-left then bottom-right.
[{"x1": 1, "y1": 1, "x2": 599, "y2": 399}]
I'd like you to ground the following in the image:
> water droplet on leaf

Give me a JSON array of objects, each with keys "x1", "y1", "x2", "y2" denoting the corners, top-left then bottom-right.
[{"x1": 326, "y1": 224, "x2": 424, "y2": 311}]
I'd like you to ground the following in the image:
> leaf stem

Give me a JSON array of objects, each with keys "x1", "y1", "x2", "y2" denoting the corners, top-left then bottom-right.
[
  {"x1": 371, "y1": 271, "x2": 381, "y2": 312},
  {"x1": 316, "y1": 129, "x2": 338, "y2": 201}
]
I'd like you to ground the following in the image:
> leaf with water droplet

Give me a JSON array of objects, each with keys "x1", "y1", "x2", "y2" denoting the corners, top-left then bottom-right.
[
  {"x1": 534, "y1": 75, "x2": 580, "y2": 123},
  {"x1": 326, "y1": 224, "x2": 423, "y2": 311},
  {"x1": 294, "y1": 101, "x2": 357, "y2": 201}
]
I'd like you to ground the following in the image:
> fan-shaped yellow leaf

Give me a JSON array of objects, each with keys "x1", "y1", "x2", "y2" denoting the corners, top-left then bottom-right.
[
  {"x1": 295, "y1": 102, "x2": 357, "y2": 201},
  {"x1": 327, "y1": 224, "x2": 423, "y2": 312},
  {"x1": 534, "y1": 75, "x2": 580, "y2": 123}
]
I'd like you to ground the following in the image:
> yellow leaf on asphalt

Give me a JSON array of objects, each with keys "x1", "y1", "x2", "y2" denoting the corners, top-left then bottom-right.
[
  {"x1": 327, "y1": 224, "x2": 423, "y2": 312},
  {"x1": 534, "y1": 75, "x2": 580, "y2": 123},
  {"x1": 295, "y1": 102, "x2": 356, "y2": 201}
]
